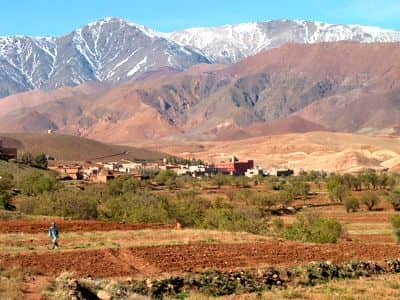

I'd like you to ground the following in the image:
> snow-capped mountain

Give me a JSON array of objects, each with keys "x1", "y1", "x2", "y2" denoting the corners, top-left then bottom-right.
[
  {"x1": 168, "y1": 20, "x2": 400, "y2": 63},
  {"x1": 1, "y1": 18, "x2": 400, "y2": 98},
  {"x1": 0, "y1": 17, "x2": 210, "y2": 98}
]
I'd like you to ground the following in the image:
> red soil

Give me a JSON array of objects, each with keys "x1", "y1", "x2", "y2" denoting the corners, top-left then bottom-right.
[
  {"x1": 0, "y1": 220, "x2": 171, "y2": 234},
  {"x1": 2, "y1": 241, "x2": 400, "y2": 278}
]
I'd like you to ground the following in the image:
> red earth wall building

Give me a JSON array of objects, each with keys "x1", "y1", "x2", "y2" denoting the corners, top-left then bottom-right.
[{"x1": 215, "y1": 159, "x2": 254, "y2": 175}]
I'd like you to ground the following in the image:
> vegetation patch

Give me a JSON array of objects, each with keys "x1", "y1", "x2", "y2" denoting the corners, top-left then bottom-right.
[{"x1": 45, "y1": 259, "x2": 400, "y2": 299}]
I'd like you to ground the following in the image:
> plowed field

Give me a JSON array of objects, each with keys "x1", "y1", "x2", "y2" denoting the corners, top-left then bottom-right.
[
  {"x1": 0, "y1": 220, "x2": 171, "y2": 234},
  {"x1": 2, "y1": 241, "x2": 400, "y2": 278}
]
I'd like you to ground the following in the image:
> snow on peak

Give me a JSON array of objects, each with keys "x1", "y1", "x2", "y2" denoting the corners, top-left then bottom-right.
[{"x1": 168, "y1": 19, "x2": 400, "y2": 63}]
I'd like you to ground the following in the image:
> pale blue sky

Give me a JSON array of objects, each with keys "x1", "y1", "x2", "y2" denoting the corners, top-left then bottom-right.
[{"x1": 1, "y1": 0, "x2": 400, "y2": 36}]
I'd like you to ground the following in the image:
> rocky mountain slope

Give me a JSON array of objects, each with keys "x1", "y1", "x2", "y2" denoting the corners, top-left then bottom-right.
[
  {"x1": 1, "y1": 18, "x2": 400, "y2": 98},
  {"x1": 168, "y1": 20, "x2": 400, "y2": 63},
  {"x1": 1, "y1": 42, "x2": 400, "y2": 142},
  {"x1": 0, "y1": 17, "x2": 210, "y2": 98}
]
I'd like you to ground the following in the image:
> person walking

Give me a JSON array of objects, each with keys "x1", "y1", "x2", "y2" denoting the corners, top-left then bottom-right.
[{"x1": 48, "y1": 221, "x2": 59, "y2": 249}]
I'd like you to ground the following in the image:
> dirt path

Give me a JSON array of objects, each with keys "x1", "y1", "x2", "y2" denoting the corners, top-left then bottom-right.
[
  {"x1": 2, "y1": 241, "x2": 400, "y2": 278},
  {"x1": 0, "y1": 220, "x2": 171, "y2": 233}
]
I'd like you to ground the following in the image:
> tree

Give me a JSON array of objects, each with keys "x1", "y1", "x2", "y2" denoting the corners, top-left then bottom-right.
[
  {"x1": 288, "y1": 179, "x2": 310, "y2": 203},
  {"x1": 344, "y1": 197, "x2": 360, "y2": 213},
  {"x1": 391, "y1": 215, "x2": 400, "y2": 243},
  {"x1": 19, "y1": 151, "x2": 33, "y2": 165},
  {"x1": 154, "y1": 170, "x2": 177, "y2": 186},
  {"x1": 19, "y1": 171, "x2": 58, "y2": 196},
  {"x1": 251, "y1": 193, "x2": 278, "y2": 215},
  {"x1": 360, "y1": 171, "x2": 378, "y2": 190},
  {"x1": 387, "y1": 190, "x2": 400, "y2": 211},
  {"x1": 0, "y1": 171, "x2": 14, "y2": 210},
  {"x1": 327, "y1": 176, "x2": 348, "y2": 202},
  {"x1": 34, "y1": 153, "x2": 48, "y2": 169},
  {"x1": 360, "y1": 192, "x2": 380, "y2": 211},
  {"x1": 107, "y1": 176, "x2": 140, "y2": 196}
]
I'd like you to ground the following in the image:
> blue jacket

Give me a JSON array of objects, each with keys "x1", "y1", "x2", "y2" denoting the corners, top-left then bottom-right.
[{"x1": 49, "y1": 226, "x2": 59, "y2": 238}]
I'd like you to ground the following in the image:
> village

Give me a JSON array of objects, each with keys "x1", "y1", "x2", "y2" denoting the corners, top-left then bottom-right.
[
  {"x1": 47, "y1": 156, "x2": 295, "y2": 183},
  {"x1": 0, "y1": 137, "x2": 294, "y2": 181}
]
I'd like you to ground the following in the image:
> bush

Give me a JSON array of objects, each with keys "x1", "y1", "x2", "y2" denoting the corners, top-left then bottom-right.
[
  {"x1": 272, "y1": 218, "x2": 284, "y2": 233},
  {"x1": 344, "y1": 197, "x2": 359, "y2": 213},
  {"x1": 387, "y1": 190, "x2": 400, "y2": 211},
  {"x1": 19, "y1": 190, "x2": 99, "y2": 219},
  {"x1": 106, "y1": 176, "x2": 140, "y2": 196},
  {"x1": 327, "y1": 176, "x2": 348, "y2": 202},
  {"x1": 288, "y1": 179, "x2": 310, "y2": 202},
  {"x1": 19, "y1": 171, "x2": 58, "y2": 196},
  {"x1": 101, "y1": 193, "x2": 171, "y2": 223},
  {"x1": 34, "y1": 153, "x2": 48, "y2": 169},
  {"x1": 0, "y1": 171, "x2": 14, "y2": 210},
  {"x1": 390, "y1": 215, "x2": 400, "y2": 243},
  {"x1": 213, "y1": 174, "x2": 233, "y2": 188},
  {"x1": 154, "y1": 170, "x2": 177, "y2": 187},
  {"x1": 0, "y1": 192, "x2": 13, "y2": 210},
  {"x1": 360, "y1": 192, "x2": 380, "y2": 211},
  {"x1": 284, "y1": 213, "x2": 342, "y2": 243}
]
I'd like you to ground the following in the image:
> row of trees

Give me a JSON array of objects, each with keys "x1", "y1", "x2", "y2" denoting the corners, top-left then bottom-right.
[{"x1": 18, "y1": 152, "x2": 48, "y2": 169}]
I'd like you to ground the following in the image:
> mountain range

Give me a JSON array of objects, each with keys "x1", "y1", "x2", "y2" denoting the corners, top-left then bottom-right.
[
  {"x1": 1, "y1": 17, "x2": 400, "y2": 98},
  {"x1": 1, "y1": 18, "x2": 400, "y2": 144}
]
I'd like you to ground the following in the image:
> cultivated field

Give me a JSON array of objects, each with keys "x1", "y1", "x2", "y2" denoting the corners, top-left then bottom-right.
[{"x1": 2, "y1": 159, "x2": 400, "y2": 299}]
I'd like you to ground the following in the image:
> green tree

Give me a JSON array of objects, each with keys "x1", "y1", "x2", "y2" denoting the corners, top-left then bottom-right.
[
  {"x1": 284, "y1": 213, "x2": 342, "y2": 244},
  {"x1": 288, "y1": 179, "x2": 310, "y2": 203},
  {"x1": 344, "y1": 197, "x2": 360, "y2": 213},
  {"x1": 106, "y1": 176, "x2": 140, "y2": 196},
  {"x1": 327, "y1": 176, "x2": 348, "y2": 202},
  {"x1": 154, "y1": 170, "x2": 177, "y2": 186},
  {"x1": 19, "y1": 171, "x2": 58, "y2": 196},
  {"x1": 0, "y1": 171, "x2": 14, "y2": 209},
  {"x1": 390, "y1": 215, "x2": 400, "y2": 243},
  {"x1": 360, "y1": 192, "x2": 380, "y2": 211},
  {"x1": 34, "y1": 153, "x2": 48, "y2": 169},
  {"x1": 19, "y1": 151, "x2": 33, "y2": 165},
  {"x1": 387, "y1": 190, "x2": 400, "y2": 211}
]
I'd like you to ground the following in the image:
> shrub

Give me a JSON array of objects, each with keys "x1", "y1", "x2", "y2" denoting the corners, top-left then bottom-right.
[
  {"x1": 19, "y1": 171, "x2": 58, "y2": 196},
  {"x1": 233, "y1": 176, "x2": 251, "y2": 188},
  {"x1": 272, "y1": 218, "x2": 285, "y2": 233},
  {"x1": 19, "y1": 191, "x2": 99, "y2": 219},
  {"x1": 101, "y1": 193, "x2": 171, "y2": 223},
  {"x1": 288, "y1": 179, "x2": 310, "y2": 202},
  {"x1": 390, "y1": 215, "x2": 400, "y2": 243},
  {"x1": 284, "y1": 213, "x2": 342, "y2": 243},
  {"x1": 387, "y1": 190, "x2": 400, "y2": 211},
  {"x1": 344, "y1": 197, "x2": 360, "y2": 213},
  {"x1": 251, "y1": 192, "x2": 278, "y2": 214},
  {"x1": 18, "y1": 151, "x2": 33, "y2": 165},
  {"x1": 0, "y1": 192, "x2": 13, "y2": 210},
  {"x1": 213, "y1": 174, "x2": 232, "y2": 188},
  {"x1": 326, "y1": 176, "x2": 348, "y2": 202},
  {"x1": 0, "y1": 171, "x2": 14, "y2": 210},
  {"x1": 34, "y1": 153, "x2": 48, "y2": 169},
  {"x1": 360, "y1": 192, "x2": 380, "y2": 211},
  {"x1": 154, "y1": 170, "x2": 177, "y2": 186},
  {"x1": 106, "y1": 176, "x2": 140, "y2": 196},
  {"x1": 0, "y1": 171, "x2": 13, "y2": 192}
]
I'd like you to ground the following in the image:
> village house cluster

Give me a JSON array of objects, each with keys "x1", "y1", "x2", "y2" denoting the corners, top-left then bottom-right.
[{"x1": 49, "y1": 155, "x2": 294, "y2": 183}]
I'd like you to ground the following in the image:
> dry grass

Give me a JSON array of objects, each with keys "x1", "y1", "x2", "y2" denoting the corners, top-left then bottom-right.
[
  {"x1": 0, "y1": 268, "x2": 25, "y2": 300},
  {"x1": 187, "y1": 274, "x2": 400, "y2": 299},
  {"x1": 0, "y1": 228, "x2": 272, "y2": 254}
]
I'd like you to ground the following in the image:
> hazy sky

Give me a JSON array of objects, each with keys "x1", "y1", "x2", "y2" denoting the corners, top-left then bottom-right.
[{"x1": 1, "y1": 0, "x2": 400, "y2": 36}]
